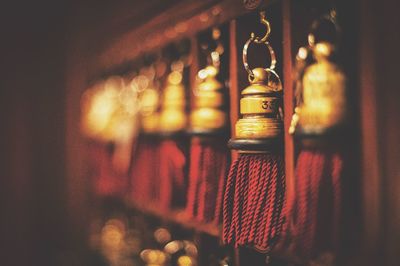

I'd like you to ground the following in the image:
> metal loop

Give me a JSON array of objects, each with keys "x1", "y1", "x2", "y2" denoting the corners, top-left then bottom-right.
[
  {"x1": 264, "y1": 68, "x2": 282, "y2": 91},
  {"x1": 308, "y1": 9, "x2": 341, "y2": 47},
  {"x1": 243, "y1": 38, "x2": 277, "y2": 78}
]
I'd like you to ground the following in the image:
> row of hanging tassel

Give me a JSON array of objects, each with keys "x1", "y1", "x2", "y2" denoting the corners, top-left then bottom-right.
[{"x1": 81, "y1": 9, "x2": 348, "y2": 261}]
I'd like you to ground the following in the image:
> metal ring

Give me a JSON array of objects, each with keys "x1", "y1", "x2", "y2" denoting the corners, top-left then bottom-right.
[
  {"x1": 243, "y1": 37, "x2": 277, "y2": 78},
  {"x1": 308, "y1": 10, "x2": 341, "y2": 47},
  {"x1": 263, "y1": 68, "x2": 282, "y2": 91}
]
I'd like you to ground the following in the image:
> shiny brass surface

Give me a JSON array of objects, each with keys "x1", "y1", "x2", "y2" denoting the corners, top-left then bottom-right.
[
  {"x1": 236, "y1": 116, "x2": 282, "y2": 139},
  {"x1": 195, "y1": 91, "x2": 224, "y2": 108},
  {"x1": 140, "y1": 87, "x2": 161, "y2": 134},
  {"x1": 190, "y1": 109, "x2": 226, "y2": 130},
  {"x1": 240, "y1": 96, "x2": 279, "y2": 115},
  {"x1": 81, "y1": 76, "x2": 140, "y2": 142},
  {"x1": 190, "y1": 65, "x2": 227, "y2": 131},
  {"x1": 293, "y1": 41, "x2": 346, "y2": 134},
  {"x1": 234, "y1": 68, "x2": 283, "y2": 139},
  {"x1": 159, "y1": 67, "x2": 187, "y2": 133}
]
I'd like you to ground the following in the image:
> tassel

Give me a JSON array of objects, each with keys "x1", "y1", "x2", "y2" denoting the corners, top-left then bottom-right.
[
  {"x1": 185, "y1": 40, "x2": 229, "y2": 223},
  {"x1": 223, "y1": 60, "x2": 285, "y2": 250},
  {"x1": 155, "y1": 58, "x2": 188, "y2": 212},
  {"x1": 280, "y1": 148, "x2": 343, "y2": 257},
  {"x1": 158, "y1": 139, "x2": 187, "y2": 212},
  {"x1": 81, "y1": 76, "x2": 138, "y2": 200},
  {"x1": 223, "y1": 153, "x2": 285, "y2": 250},
  {"x1": 89, "y1": 142, "x2": 127, "y2": 198},
  {"x1": 223, "y1": 12, "x2": 285, "y2": 249},
  {"x1": 185, "y1": 137, "x2": 228, "y2": 223},
  {"x1": 282, "y1": 12, "x2": 347, "y2": 258},
  {"x1": 129, "y1": 136, "x2": 160, "y2": 205}
]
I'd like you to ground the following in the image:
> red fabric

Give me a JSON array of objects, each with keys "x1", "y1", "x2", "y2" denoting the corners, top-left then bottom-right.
[
  {"x1": 185, "y1": 138, "x2": 228, "y2": 223},
  {"x1": 279, "y1": 148, "x2": 344, "y2": 258},
  {"x1": 88, "y1": 142, "x2": 127, "y2": 198},
  {"x1": 158, "y1": 139, "x2": 186, "y2": 212},
  {"x1": 129, "y1": 138, "x2": 159, "y2": 205},
  {"x1": 222, "y1": 153, "x2": 285, "y2": 251}
]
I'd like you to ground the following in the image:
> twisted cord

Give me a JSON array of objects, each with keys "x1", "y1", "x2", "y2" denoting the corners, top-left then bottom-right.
[
  {"x1": 197, "y1": 144, "x2": 211, "y2": 221},
  {"x1": 254, "y1": 156, "x2": 273, "y2": 248},
  {"x1": 248, "y1": 155, "x2": 269, "y2": 243},
  {"x1": 286, "y1": 148, "x2": 344, "y2": 258},
  {"x1": 158, "y1": 140, "x2": 186, "y2": 212},
  {"x1": 306, "y1": 151, "x2": 325, "y2": 256},
  {"x1": 331, "y1": 152, "x2": 343, "y2": 245},
  {"x1": 268, "y1": 156, "x2": 285, "y2": 247},
  {"x1": 232, "y1": 155, "x2": 250, "y2": 246},
  {"x1": 242, "y1": 154, "x2": 263, "y2": 243},
  {"x1": 222, "y1": 153, "x2": 285, "y2": 250},
  {"x1": 185, "y1": 139, "x2": 202, "y2": 219},
  {"x1": 294, "y1": 150, "x2": 313, "y2": 254},
  {"x1": 222, "y1": 156, "x2": 239, "y2": 243},
  {"x1": 213, "y1": 146, "x2": 228, "y2": 225}
]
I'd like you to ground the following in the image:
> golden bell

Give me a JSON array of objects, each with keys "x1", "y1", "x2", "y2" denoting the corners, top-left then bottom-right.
[
  {"x1": 159, "y1": 70, "x2": 187, "y2": 133},
  {"x1": 234, "y1": 68, "x2": 283, "y2": 140},
  {"x1": 294, "y1": 42, "x2": 346, "y2": 135},
  {"x1": 140, "y1": 87, "x2": 160, "y2": 134},
  {"x1": 190, "y1": 65, "x2": 227, "y2": 132}
]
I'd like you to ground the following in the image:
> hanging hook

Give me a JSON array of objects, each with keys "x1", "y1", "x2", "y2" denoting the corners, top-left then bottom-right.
[
  {"x1": 250, "y1": 11, "x2": 271, "y2": 44},
  {"x1": 308, "y1": 8, "x2": 341, "y2": 47}
]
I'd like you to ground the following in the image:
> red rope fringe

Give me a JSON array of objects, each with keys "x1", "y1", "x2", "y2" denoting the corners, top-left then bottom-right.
[
  {"x1": 158, "y1": 139, "x2": 186, "y2": 212},
  {"x1": 185, "y1": 138, "x2": 228, "y2": 223},
  {"x1": 279, "y1": 148, "x2": 343, "y2": 258},
  {"x1": 222, "y1": 153, "x2": 285, "y2": 250},
  {"x1": 89, "y1": 142, "x2": 127, "y2": 198},
  {"x1": 129, "y1": 138, "x2": 159, "y2": 205}
]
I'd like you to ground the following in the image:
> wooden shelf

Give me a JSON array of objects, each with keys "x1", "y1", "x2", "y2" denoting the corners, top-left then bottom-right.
[
  {"x1": 89, "y1": 0, "x2": 279, "y2": 79},
  {"x1": 129, "y1": 201, "x2": 220, "y2": 237}
]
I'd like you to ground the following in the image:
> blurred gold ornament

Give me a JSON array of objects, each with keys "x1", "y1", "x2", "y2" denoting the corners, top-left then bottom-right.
[
  {"x1": 159, "y1": 65, "x2": 187, "y2": 133},
  {"x1": 81, "y1": 76, "x2": 140, "y2": 142},
  {"x1": 190, "y1": 65, "x2": 227, "y2": 132},
  {"x1": 293, "y1": 42, "x2": 346, "y2": 134},
  {"x1": 140, "y1": 86, "x2": 161, "y2": 134}
]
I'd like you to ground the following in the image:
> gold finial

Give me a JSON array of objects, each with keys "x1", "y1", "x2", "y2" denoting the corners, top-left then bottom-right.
[{"x1": 159, "y1": 61, "x2": 187, "y2": 133}]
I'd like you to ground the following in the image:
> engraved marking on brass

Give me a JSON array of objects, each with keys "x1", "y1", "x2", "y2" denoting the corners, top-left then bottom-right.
[
  {"x1": 262, "y1": 99, "x2": 273, "y2": 110},
  {"x1": 240, "y1": 97, "x2": 278, "y2": 114}
]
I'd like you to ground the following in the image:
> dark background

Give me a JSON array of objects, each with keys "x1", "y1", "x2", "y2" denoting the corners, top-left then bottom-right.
[
  {"x1": 0, "y1": 0, "x2": 399, "y2": 265},
  {"x1": 0, "y1": 1, "x2": 70, "y2": 265}
]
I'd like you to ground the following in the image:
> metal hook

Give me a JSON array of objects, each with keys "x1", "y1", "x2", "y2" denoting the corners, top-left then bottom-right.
[
  {"x1": 308, "y1": 9, "x2": 341, "y2": 47},
  {"x1": 250, "y1": 11, "x2": 271, "y2": 44}
]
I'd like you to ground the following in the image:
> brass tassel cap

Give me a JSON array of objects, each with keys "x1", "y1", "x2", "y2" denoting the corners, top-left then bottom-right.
[
  {"x1": 140, "y1": 86, "x2": 161, "y2": 135},
  {"x1": 189, "y1": 65, "x2": 228, "y2": 136},
  {"x1": 289, "y1": 10, "x2": 347, "y2": 145},
  {"x1": 228, "y1": 68, "x2": 283, "y2": 153},
  {"x1": 159, "y1": 68, "x2": 187, "y2": 136}
]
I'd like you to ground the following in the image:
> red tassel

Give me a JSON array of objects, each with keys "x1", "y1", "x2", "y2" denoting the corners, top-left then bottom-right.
[
  {"x1": 89, "y1": 142, "x2": 127, "y2": 198},
  {"x1": 185, "y1": 138, "x2": 228, "y2": 223},
  {"x1": 129, "y1": 137, "x2": 159, "y2": 205},
  {"x1": 281, "y1": 148, "x2": 343, "y2": 258},
  {"x1": 158, "y1": 139, "x2": 186, "y2": 212},
  {"x1": 222, "y1": 153, "x2": 285, "y2": 250}
]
